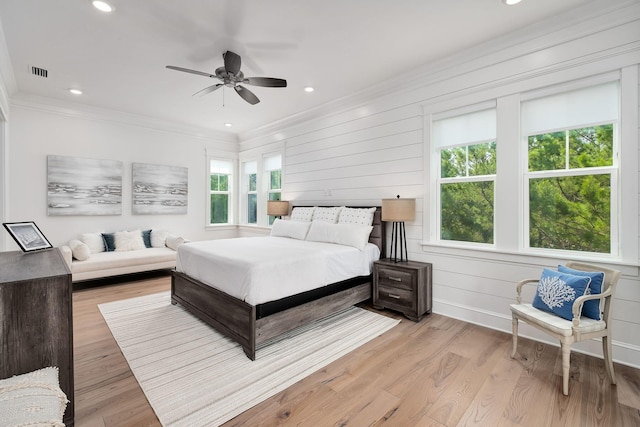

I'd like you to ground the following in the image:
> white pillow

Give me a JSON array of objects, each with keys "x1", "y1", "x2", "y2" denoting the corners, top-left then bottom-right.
[
  {"x1": 165, "y1": 234, "x2": 185, "y2": 250},
  {"x1": 312, "y1": 206, "x2": 342, "y2": 223},
  {"x1": 338, "y1": 207, "x2": 376, "y2": 225},
  {"x1": 151, "y1": 230, "x2": 169, "y2": 248},
  {"x1": 306, "y1": 221, "x2": 373, "y2": 250},
  {"x1": 290, "y1": 207, "x2": 315, "y2": 222},
  {"x1": 80, "y1": 232, "x2": 105, "y2": 253},
  {"x1": 114, "y1": 229, "x2": 146, "y2": 252},
  {"x1": 68, "y1": 239, "x2": 90, "y2": 261},
  {"x1": 270, "y1": 219, "x2": 312, "y2": 240}
]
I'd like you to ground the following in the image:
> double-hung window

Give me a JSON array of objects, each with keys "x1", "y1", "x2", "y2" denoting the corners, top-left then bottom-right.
[
  {"x1": 522, "y1": 81, "x2": 619, "y2": 254},
  {"x1": 243, "y1": 161, "x2": 258, "y2": 224},
  {"x1": 239, "y1": 151, "x2": 283, "y2": 226},
  {"x1": 433, "y1": 107, "x2": 497, "y2": 244},
  {"x1": 208, "y1": 158, "x2": 233, "y2": 225},
  {"x1": 264, "y1": 154, "x2": 282, "y2": 225}
]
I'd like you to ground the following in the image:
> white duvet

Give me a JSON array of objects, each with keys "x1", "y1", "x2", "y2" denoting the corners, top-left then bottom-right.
[{"x1": 176, "y1": 236, "x2": 380, "y2": 306}]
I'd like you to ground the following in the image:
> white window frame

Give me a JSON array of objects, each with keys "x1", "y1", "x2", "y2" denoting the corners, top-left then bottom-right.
[
  {"x1": 422, "y1": 68, "x2": 638, "y2": 265},
  {"x1": 239, "y1": 147, "x2": 284, "y2": 227},
  {"x1": 242, "y1": 160, "x2": 258, "y2": 224},
  {"x1": 264, "y1": 152, "x2": 282, "y2": 225},
  {"x1": 521, "y1": 80, "x2": 620, "y2": 257},
  {"x1": 431, "y1": 103, "x2": 497, "y2": 248},
  {"x1": 205, "y1": 153, "x2": 236, "y2": 228}
]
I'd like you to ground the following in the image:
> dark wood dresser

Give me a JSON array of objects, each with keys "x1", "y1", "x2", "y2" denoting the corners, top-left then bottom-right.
[
  {"x1": 373, "y1": 258, "x2": 432, "y2": 321},
  {"x1": 0, "y1": 249, "x2": 74, "y2": 425}
]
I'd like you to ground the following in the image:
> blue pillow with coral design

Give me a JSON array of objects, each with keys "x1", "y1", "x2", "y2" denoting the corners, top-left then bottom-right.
[
  {"x1": 558, "y1": 265, "x2": 604, "y2": 320},
  {"x1": 532, "y1": 268, "x2": 591, "y2": 321}
]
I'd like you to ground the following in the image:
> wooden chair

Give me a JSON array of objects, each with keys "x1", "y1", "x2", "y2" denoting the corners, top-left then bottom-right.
[{"x1": 510, "y1": 261, "x2": 621, "y2": 395}]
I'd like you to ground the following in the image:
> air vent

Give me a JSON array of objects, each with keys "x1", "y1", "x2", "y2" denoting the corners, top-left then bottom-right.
[{"x1": 30, "y1": 66, "x2": 48, "y2": 78}]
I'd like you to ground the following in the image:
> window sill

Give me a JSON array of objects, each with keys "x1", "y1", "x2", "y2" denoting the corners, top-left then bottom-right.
[
  {"x1": 204, "y1": 224, "x2": 237, "y2": 232},
  {"x1": 420, "y1": 241, "x2": 640, "y2": 274}
]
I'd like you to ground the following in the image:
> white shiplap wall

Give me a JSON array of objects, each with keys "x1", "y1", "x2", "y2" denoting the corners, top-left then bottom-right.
[{"x1": 240, "y1": 3, "x2": 640, "y2": 367}]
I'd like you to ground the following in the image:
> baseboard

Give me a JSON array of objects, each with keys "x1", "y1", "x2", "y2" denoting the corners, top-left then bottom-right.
[{"x1": 432, "y1": 298, "x2": 640, "y2": 369}]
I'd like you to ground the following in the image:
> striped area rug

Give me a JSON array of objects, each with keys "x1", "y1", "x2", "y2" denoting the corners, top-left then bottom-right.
[{"x1": 99, "y1": 291, "x2": 399, "y2": 427}]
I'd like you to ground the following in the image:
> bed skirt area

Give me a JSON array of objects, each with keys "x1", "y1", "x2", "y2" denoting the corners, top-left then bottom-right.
[{"x1": 171, "y1": 271, "x2": 373, "y2": 360}]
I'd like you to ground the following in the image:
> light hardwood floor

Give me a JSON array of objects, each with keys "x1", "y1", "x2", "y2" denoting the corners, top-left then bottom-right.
[{"x1": 73, "y1": 273, "x2": 640, "y2": 426}]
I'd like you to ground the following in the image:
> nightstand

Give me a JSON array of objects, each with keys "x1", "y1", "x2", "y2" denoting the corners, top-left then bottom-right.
[{"x1": 373, "y1": 259, "x2": 432, "y2": 321}]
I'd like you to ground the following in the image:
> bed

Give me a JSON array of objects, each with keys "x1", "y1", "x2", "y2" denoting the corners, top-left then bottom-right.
[{"x1": 171, "y1": 206, "x2": 385, "y2": 360}]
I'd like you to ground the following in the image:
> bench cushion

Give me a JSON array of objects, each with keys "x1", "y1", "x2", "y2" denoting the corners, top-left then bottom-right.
[{"x1": 70, "y1": 247, "x2": 176, "y2": 274}]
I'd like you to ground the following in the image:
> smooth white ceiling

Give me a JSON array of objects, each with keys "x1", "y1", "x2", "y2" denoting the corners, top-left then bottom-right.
[{"x1": 0, "y1": 0, "x2": 608, "y2": 136}]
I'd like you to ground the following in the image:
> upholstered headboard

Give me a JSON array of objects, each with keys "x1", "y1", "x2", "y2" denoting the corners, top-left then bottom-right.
[{"x1": 292, "y1": 205, "x2": 386, "y2": 259}]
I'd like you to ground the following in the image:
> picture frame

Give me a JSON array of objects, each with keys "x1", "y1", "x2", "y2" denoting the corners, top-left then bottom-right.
[{"x1": 3, "y1": 221, "x2": 53, "y2": 252}]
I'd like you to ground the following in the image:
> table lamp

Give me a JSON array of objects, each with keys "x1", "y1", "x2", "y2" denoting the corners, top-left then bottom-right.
[
  {"x1": 267, "y1": 200, "x2": 289, "y2": 219},
  {"x1": 381, "y1": 196, "x2": 415, "y2": 262}
]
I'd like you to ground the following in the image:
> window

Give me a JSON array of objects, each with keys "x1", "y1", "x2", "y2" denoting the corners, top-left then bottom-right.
[
  {"x1": 243, "y1": 161, "x2": 257, "y2": 224},
  {"x1": 433, "y1": 108, "x2": 496, "y2": 244},
  {"x1": 522, "y1": 82, "x2": 618, "y2": 254},
  {"x1": 208, "y1": 159, "x2": 233, "y2": 225},
  {"x1": 264, "y1": 154, "x2": 282, "y2": 225},
  {"x1": 239, "y1": 151, "x2": 283, "y2": 226}
]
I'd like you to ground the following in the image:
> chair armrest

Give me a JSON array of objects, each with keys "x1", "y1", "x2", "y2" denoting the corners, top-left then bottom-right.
[
  {"x1": 515, "y1": 279, "x2": 539, "y2": 304},
  {"x1": 571, "y1": 287, "x2": 614, "y2": 323},
  {"x1": 59, "y1": 245, "x2": 72, "y2": 268}
]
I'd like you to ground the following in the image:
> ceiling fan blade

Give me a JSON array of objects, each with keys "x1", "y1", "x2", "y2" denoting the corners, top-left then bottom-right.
[
  {"x1": 166, "y1": 65, "x2": 215, "y2": 78},
  {"x1": 223, "y1": 50, "x2": 242, "y2": 75},
  {"x1": 235, "y1": 85, "x2": 260, "y2": 105},
  {"x1": 244, "y1": 77, "x2": 287, "y2": 88},
  {"x1": 192, "y1": 84, "x2": 223, "y2": 97}
]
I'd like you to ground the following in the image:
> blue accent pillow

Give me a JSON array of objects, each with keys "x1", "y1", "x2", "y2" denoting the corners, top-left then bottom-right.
[
  {"x1": 102, "y1": 233, "x2": 116, "y2": 252},
  {"x1": 532, "y1": 268, "x2": 591, "y2": 320},
  {"x1": 558, "y1": 265, "x2": 604, "y2": 320},
  {"x1": 141, "y1": 229, "x2": 152, "y2": 248}
]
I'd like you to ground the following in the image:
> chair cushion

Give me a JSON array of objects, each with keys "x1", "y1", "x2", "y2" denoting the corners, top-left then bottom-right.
[
  {"x1": 532, "y1": 268, "x2": 591, "y2": 320},
  {"x1": 558, "y1": 264, "x2": 604, "y2": 320},
  {"x1": 511, "y1": 303, "x2": 606, "y2": 336}
]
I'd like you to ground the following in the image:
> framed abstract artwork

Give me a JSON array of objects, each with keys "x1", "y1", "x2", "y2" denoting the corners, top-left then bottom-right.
[
  {"x1": 132, "y1": 163, "x2": 188, "y2": 214},
  {"x1": 3, "y1": 221, "x2": 53, "y2": 252},
  {"x1": 47, "y1": 155, "x2": 123, "y2": 216}
]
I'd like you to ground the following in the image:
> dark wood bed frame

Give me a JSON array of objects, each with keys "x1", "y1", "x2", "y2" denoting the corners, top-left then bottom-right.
[{"x1": 171, "y1": 206, "x2": 386, "y2": 360}]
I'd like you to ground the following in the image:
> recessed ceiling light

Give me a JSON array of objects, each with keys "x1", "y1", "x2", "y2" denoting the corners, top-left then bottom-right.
[
  {"x1": 304, "y1": 86, "x2": 314, "y2": 93},
  {"x1": 224, "y1": 122, "x2": 232, "y2": 127},
  {"x1": 69, "y1": 89, "x2": 83, "y2": 95},
  {"x1": 502, "y1": 0, "x2": 522, "y2": 5},
  {"x1": 92, "y1": 1, "x2": 114, "y2": 12}
]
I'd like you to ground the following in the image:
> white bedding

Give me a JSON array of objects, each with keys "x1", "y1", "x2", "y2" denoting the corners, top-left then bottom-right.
[{"x1": 176, "y1": 236, "x2": 380, "y2": 306}]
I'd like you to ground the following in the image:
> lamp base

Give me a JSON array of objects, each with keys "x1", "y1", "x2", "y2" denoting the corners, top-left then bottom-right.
[{"x1": 389, "y1": 221, "x2": 408, "y2": 263}]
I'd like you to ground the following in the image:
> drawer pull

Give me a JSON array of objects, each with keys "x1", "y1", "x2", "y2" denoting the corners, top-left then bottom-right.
[
  {"x1": 389, "y1": 276, "x2": 402, "y2": 282},
  {"x1": 388, "y1": 293, "x2": 401, "y2": 299}
]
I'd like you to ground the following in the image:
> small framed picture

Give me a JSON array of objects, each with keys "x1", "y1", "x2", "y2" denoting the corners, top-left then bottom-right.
[{"x1": 3, "y1": 221, "x2": 53, "y2": 252}]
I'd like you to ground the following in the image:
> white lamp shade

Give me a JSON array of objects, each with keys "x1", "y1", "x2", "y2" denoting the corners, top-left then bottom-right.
[
  {"x1": 267, "y1": 200, "x2": 289, "y2": 216},
  {"x1": 381, "y1": 198, "x2": 415, "y2": 222}
]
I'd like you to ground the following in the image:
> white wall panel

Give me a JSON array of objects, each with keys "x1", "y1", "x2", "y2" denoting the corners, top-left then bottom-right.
[
  {"x1": 5, "y1": 103, "x2": 237, "y2": 248},
  {"x1": 241, "y1": 5, "x2": 640, "y2": 367}
]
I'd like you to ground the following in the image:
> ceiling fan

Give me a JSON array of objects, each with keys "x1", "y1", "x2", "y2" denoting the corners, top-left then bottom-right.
[{"x1": 166, "y1": 50, "x2": 287, "y2": 105}]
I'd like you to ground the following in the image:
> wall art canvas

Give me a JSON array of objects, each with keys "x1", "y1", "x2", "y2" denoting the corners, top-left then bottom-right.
[
  {"x1": 132, "y1": 163, "x2": 188, "y2": 214},
  {"x1": 47, "y1": 155, "x2": 122, "y2": 216}
]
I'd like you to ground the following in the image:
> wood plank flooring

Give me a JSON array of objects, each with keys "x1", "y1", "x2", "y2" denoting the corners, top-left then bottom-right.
[{"x1": 73, "y1": 273, "x2": 640, "y2": 427}]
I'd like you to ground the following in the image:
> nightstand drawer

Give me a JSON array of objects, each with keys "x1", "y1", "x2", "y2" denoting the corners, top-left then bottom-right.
[
  {"x1": 373, "y1": 259, "x2": 432, "y2": 322},
  {"x1": 376, "y1": 268, "x2": 414, "y2": 291},
  {"x1": 377, "y1": 284, "x2": 415, "y2": 310}
]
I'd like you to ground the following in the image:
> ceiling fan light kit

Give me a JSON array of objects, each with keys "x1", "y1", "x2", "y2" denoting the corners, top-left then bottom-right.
[{"x1": 167, "y1": 50, "x2": 287, "y2": 105}]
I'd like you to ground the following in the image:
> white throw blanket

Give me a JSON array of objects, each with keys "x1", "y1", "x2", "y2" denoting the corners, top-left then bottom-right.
[{"x1": 176, "y1": 236, "x2": 379, "y2": 305}]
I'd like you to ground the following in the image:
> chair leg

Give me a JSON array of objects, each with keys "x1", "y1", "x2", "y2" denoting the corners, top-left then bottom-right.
[
  {"x1": 602, "y1": 335, "x2": 616, "y2": 385},
  {"x1": 561, "y1": 340, "x2": 571, "y2": 396},
  {"x1": 511, "y1": 315, "x2": 518, "y2": 358}
]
